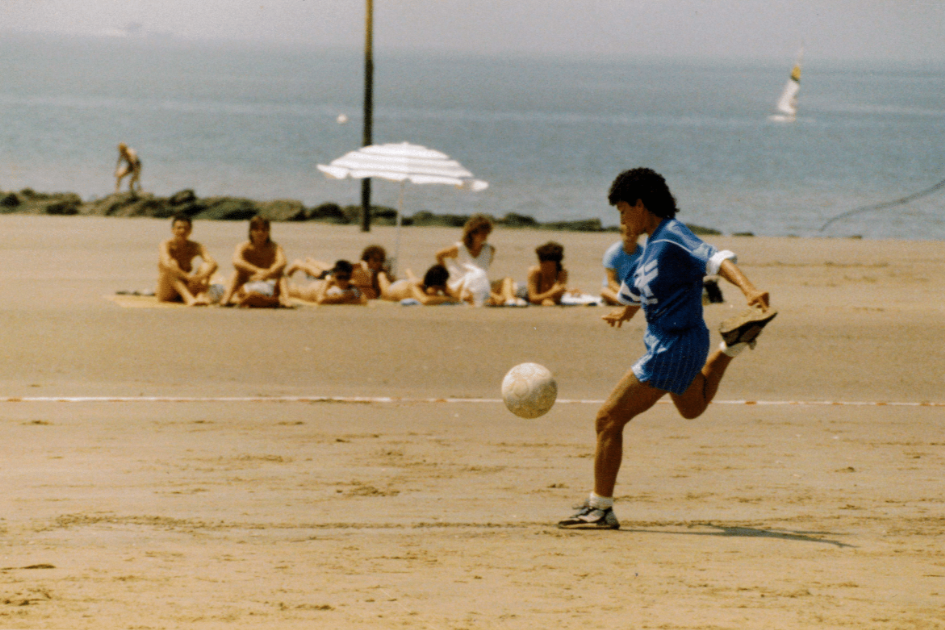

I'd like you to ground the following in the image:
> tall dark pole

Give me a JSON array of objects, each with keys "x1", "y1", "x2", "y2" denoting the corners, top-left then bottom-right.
[{"x1": 360, "y1": 0, "x2": 374, "y2": 232}]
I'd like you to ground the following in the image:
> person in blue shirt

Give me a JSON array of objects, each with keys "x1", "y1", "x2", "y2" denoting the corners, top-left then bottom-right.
[
  {"x1": 559, "y1": 168, "x2": 776, "y2": 530},
  {"x1": 600, "y1": 224, "x2": 643, "y2": 305}
]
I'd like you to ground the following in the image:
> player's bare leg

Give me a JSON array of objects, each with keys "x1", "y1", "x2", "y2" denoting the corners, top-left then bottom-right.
[
  {"x1": 559, "y1": 370, "x2": 663, "y2": 529},
  {"x1": 594, "y1": 370, "x2": 665, "y2": 497}
]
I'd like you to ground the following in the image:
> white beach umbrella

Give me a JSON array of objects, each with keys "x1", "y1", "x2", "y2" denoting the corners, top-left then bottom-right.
[{"x1": 317, "y1": 142, "x2": 488, "y2": 274}]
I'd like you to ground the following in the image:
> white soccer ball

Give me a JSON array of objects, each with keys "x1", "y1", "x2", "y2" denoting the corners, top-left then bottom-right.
[{"x1": 501, "y1": 363, "x2": 557, "y2": 418}]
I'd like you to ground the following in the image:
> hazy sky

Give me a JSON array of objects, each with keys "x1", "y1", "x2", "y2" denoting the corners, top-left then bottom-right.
[{"x1": 2, "y1": 0, "x2": 944, "y2": 62}]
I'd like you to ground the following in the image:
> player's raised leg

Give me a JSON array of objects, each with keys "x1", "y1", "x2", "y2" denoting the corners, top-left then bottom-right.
[
  {"x1": 671, "y1": 307, "x2": 778, "y2": 419},
  {"x1": 669, "y1": 349, "x2": 733, "y2": 419}
]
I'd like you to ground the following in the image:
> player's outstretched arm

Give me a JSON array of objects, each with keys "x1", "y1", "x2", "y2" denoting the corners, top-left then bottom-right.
[
  {"x1": 602, "y1": 304, "x2": 640, "y2": 328},
  {"x1": 719, "y1": 259, "x2": 769, "y2": 311}
]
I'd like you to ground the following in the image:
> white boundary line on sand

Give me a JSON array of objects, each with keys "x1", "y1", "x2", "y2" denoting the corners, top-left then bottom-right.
[{"x1": 0, "y1": 396, "x2": 942, "y2": 407}]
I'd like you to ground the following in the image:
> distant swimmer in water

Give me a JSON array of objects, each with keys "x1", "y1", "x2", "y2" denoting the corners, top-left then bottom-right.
[{"x1": 115, "y1": 142, "x2": 142, "y2": 194}]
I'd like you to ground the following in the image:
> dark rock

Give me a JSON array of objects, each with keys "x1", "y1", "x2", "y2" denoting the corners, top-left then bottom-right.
[
  {"x1": 258, "y1": 199, "x2": 306, "y2": 222},
  {"x1": 170, "y1": 201, "x2": 208, "y2": 218},
  {"x1": 45, "y1": 200, "x2": 81, "y2": 215},
  {"x1": 195, "y1": 197, "x2": 261, "y2": 221},
  {"x1": 308, "y1": 204, "x2": 347, "y2": 223},
  {"x1": 84, "y1": 193, "x2": 151, "y2": 217},
  {"x1": 122, "y1": 197, "x2": 171, "y2": 218},
  {"x1": 307, "y1": 202, "x2": 348, "y2": 223},
  {"x1": 341, "y1": 205, "x2": 362, "y2": 223},
  {"x1": 339, "y1": 205, "x2": 401, "y2": 225},
  {"x1": 686, "y1": 223, "x2": 722, "y2": 236},
  {"x1": 168, "y1": 189, "x2": 197, "y2": 206},
  {"x1": 369, "y1": 206, "x2": 403, "y2": 226},
  {"x1": 410, "y1": 211, "x2": 469, "y2": 227},
  {"x1": 0, "y1": 187, "x2": 723, "y2": 235},
  {"x1": 14, "y1": 190, "x2": 83, "y2": 216},
  {"x1": 541, "y1": 218, "x2": 604, "y2": 232},
  {"x1": 498, "y1": 212, "x2": 539, "y2": 228},
  {"x1": 0, "y1": 192, "x2": 20, "y2": 208}
]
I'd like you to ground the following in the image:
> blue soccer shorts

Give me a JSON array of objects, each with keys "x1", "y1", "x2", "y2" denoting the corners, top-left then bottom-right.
[{"x1": 631, "y1": 324, "x2": 710, "y2": 395}]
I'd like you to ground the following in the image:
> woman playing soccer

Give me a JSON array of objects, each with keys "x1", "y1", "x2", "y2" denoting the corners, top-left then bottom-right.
[{"x1": 558, "y1": 168, "x2": 776, "y2": 530}]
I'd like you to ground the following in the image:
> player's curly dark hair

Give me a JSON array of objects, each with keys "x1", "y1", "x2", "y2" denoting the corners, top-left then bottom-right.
[{"x1": 607, "y1": 168, "x2": 678, "y2": 219}]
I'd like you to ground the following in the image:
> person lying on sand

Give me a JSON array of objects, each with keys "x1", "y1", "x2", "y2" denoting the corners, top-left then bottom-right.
[
  {"x1": 312, "y1": 260, "x2": 368, "y2": 305},
  {"x1": 286, "y1": 244, "x2": 391, "y2": 300},
  {"x1": 156, "y1": 213, "x2": 218, "y2": 306},
  {"x1": 220, "y1": 216, "x2": 290, "y2": 308},
  {"x1": 284, "y1": 263, "x2": 327, "y2": 303},
  {"x1": 378, "y1": 264, "x2": 461, "y2": 305}
]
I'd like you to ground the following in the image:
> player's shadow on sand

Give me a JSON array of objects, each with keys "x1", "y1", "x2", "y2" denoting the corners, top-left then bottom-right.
[{"x1": 622, "y1": 523, "x2": 855, "y2": 548}]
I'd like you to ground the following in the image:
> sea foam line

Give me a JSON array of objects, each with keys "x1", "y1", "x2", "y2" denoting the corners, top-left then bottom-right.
[{"x1": 0, "y1": 396, "x2": 941, "y2": 407}]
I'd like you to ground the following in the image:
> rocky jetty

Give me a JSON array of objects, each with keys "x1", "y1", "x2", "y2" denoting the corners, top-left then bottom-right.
[{"x1": 0, "y1": 188, "x2": 722, "y2": 234}]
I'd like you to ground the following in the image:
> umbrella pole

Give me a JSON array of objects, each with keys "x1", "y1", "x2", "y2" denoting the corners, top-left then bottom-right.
[{"x1": 393, "y1": 181, "x2": 404, "y2": 278}]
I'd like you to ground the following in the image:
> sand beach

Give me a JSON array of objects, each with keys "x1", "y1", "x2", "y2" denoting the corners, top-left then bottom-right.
[{"x1": 1, "y1": 214, "x2": 943, "y2": 628}]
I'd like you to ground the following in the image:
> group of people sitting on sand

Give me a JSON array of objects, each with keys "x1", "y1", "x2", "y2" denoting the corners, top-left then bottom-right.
[{"x1": 157, "y1": 212, "x2": 652, "y2": 308}]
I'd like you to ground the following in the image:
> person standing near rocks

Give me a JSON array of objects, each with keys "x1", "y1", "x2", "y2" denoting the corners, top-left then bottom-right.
[{"x1": 115, "y1": 143, "x2": 142, "y2": 194}]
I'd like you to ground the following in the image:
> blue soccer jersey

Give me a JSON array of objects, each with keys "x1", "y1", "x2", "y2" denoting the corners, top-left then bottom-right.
[{"x1": 618, "y1": 219, "x2": 735, "y2": 333}]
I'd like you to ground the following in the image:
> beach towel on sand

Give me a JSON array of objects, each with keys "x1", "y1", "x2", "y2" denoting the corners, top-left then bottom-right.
[
  {"x1": 107, "y1": 294, "x2": 182, "y2": 308},
  {"x1": 107, "y1": 292, "x2": 314, "y2": 308},
  {"x1": 560, "y1": 293, "x2": 602, "y2": 306}
]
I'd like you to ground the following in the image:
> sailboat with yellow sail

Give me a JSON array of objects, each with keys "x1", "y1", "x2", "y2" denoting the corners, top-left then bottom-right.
[{"x1": 769, "y1": 48, "x2": 803, "y2": 122}]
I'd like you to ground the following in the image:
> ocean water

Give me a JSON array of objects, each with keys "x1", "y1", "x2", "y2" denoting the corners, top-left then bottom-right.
[{"x1": 2, "y1": 33, "x2": 944, "y2": 239}]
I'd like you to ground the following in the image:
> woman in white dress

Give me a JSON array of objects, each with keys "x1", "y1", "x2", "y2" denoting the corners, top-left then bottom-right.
[{"x1": 434, "y1": 214, "x2": 520, "y2": 306}]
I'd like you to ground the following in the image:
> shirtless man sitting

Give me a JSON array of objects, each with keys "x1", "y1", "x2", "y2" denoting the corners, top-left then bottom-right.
[
  {"x1": 220, "y1": 216, "x2": 291, "y2": 308},
  {"x1": 156, "y1": 213, "x2": 218, "y2": 306}
]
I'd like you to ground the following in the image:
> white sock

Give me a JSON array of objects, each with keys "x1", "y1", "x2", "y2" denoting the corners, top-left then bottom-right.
[
  {"x1": 721, "y1": 340, "x2": 749, "y2": 358},
  {"x1": 588, "y1": 492, "x2": 613, "y2": 509}
]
